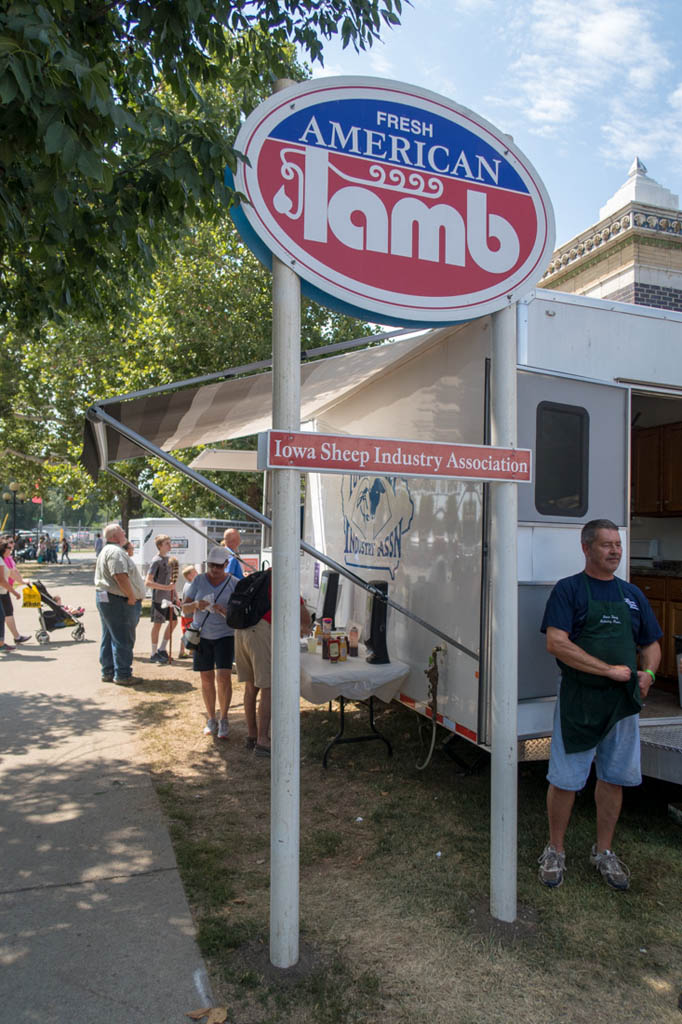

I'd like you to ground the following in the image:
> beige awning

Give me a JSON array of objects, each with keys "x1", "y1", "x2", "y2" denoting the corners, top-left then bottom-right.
[
  {"x1": 83, "y1": 329, "x2": 441, "y2": 477},
  {"x1": 190, "y1": 449, "x2": 259, "y2": 472}
]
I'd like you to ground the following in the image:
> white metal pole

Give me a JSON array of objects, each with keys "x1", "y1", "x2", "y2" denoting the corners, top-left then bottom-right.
[
  {"x1": 269, "y1": 77, "x2": 302, "y2": 970},
  {"x1": 489, "y1": 305, "x2": 519, "y2": 923}
]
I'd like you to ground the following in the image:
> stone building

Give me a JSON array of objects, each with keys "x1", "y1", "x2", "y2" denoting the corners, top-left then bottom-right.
[{"x1": 541, "y1": 158, "x2": 682, "y2": 312}]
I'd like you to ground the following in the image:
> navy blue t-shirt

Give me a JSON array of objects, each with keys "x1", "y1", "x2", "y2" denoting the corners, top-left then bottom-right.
[{"x1": 541, "y1": 572, "x2": 662, "y2": 647}]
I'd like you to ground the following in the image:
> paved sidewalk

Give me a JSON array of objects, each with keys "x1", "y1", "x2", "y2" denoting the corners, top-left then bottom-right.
[{"x1": 0, "y1": 564, "x2": 213, "y2": 1023}]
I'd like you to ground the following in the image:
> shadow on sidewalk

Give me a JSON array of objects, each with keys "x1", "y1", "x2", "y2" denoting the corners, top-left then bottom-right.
[
  {"x1": 22, "y1": 567, "x2": 95, "y2": 589},
  {"x1": 0, "y1": 689, "x2": 138, "y2": 758}
]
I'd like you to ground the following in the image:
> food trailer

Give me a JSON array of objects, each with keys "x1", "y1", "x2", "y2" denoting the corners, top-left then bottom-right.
[{"x1": 289, "y1": 289, "x2": 682, "y2": 783}]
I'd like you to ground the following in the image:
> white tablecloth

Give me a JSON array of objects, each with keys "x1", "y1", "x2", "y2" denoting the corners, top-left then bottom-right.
[{"x1": 300, "y1": 647, "x2": 409, "y2": 705}]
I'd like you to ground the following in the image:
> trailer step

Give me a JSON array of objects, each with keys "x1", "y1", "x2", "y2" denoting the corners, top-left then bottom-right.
[{"x1": 639, "y1": 722, "x2": 682, "y2": 785}]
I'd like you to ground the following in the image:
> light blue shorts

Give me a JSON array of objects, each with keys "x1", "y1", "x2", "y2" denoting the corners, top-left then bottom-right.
[{"x1": 547, "y1": 693, "x2": 641, "y2": 790}]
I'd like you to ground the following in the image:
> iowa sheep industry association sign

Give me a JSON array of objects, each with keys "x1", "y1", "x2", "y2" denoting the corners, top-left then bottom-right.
[
  {"x1": 230, "y1": 77, "x2": 555, "y2": 326},
  {"x1": 259, "y1": 430, "x2": 532, "y2": 483}
]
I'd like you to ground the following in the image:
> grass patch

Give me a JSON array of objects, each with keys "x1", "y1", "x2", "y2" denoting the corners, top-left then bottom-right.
[
  {"x1": 127, "y1": 674, "x2": 682, "y2": 1024},
  {"x1": 197, "y1": 916, "x2": 256, "y2": 958},
  {"x1": 300, "y1": 827, "x2": 344, "y2": 866}
]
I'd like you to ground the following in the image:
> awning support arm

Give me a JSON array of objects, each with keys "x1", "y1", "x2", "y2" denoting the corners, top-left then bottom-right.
[
  {"x1": 107, "y1": 467, "x2": 212, "y2": 542},
  {"x1": 88, "y1": 405, "x2": 478, "y2": 662}
]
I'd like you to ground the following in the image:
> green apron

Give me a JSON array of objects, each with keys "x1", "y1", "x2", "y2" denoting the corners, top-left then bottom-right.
[{"x1": 558, "y1": 574, "x2": 642, "y2": 754}]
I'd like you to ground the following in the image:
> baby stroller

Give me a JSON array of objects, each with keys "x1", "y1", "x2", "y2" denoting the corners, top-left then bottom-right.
[
  {"x1": 31, "y1": 580, "x2": 86, "y2": 644},
  {"x1": 16, "y1": 542, "x2": 36, "y2": 562}
]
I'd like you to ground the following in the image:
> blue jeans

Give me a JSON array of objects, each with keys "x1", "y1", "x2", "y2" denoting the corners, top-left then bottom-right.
[{"x1": 97, "y1": 592, "x2": 139, "y2": 679}]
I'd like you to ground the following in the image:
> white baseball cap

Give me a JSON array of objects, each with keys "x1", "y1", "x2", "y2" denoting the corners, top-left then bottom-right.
[{"x1": 206, "y1": 546, "x2": 230, "y2": 565}]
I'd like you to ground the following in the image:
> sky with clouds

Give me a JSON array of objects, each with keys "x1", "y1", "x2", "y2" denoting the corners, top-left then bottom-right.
[{"x1": 312, "y1": 0, "x2": 681, "y2": 246}]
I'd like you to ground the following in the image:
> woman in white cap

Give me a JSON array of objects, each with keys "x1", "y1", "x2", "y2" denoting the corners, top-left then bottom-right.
[{"x1": 181, "y1": 546, "x2": 238, "y2": 739}]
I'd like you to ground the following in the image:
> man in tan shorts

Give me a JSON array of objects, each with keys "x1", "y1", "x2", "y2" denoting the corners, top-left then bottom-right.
[{"x1": 235, "y1": 573, "x2": 311, "y2": 758}]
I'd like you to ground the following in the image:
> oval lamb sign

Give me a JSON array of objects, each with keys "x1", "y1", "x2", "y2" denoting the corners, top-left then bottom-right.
[{"x1": 231, "y1": 77, "x2": 555, "y2": 326}]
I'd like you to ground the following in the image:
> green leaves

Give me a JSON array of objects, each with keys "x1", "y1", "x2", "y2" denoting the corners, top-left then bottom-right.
[
  {"x1": 0, "y1": 0, "x2": 405, "y2": 330},
  {"x1": 44, "y1": 120, "x2": 71, "y2": 154},
  {"x1": 0, "y1": 212, "x2": 373, "y2": 522},
  {"x1": 0, "y1": 71, "x2": 18, "y2": 103},
  {"x1": 53, "y1": 186, "x2": 69, "y2": 212},
  {"x1": 76, "y1": 148, "x2": 103, "y2": 181}
]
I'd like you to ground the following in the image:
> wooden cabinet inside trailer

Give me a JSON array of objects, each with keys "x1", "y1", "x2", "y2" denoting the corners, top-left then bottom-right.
[
  {"x1": 632, "y1": 573, "x2": 682, "y2": 679},
  {"x1": 632, "y1": 421, "x2": 682, "y2": 515}
]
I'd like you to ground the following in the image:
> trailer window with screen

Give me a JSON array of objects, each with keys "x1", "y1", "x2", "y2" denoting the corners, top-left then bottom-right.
[{"x1": 535, "y1": 402, "x2": 589, "y2": 516}]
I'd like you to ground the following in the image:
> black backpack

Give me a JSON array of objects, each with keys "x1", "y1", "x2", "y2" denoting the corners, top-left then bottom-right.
[{"x1": 224, "y1": 569, "x2": 271, "y2": 629}]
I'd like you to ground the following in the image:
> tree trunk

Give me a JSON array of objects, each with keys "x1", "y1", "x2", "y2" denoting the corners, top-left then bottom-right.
[{"x1": 119, "y1": 481, "x2": 142, "y2": 534}]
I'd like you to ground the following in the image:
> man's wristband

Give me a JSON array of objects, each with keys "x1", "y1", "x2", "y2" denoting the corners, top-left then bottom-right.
[{"x1": 645, "y1": 669, "x2": 656, "y2": 683}]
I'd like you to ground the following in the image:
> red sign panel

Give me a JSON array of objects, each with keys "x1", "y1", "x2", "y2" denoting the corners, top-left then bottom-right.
[{"x1": 258, "y1": 430, "x2": 532, "y2": 483}]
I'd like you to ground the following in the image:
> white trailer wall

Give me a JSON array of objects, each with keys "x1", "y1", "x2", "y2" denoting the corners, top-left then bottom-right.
[{"x1": 521, "y1": 289, "x2": 682, "y2": 386}]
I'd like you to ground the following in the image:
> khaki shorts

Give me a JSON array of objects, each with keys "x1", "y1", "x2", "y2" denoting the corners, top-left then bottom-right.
[{"x1": 235, "y1": 618, "x2": 271, "y2": 688}]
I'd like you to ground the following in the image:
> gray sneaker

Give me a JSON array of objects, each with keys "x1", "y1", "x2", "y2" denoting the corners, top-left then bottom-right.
[
  {"x1": 538, "y1": 844, "x2": 566, "y2": 888},
  {"x1": 217, "y1": 718, "x2": 229, "y2": 740},
  {"x1": 589, "y1": 845, "x2": 630, "y2": 890},
  {"x1": 203, "y1": 717, "x2": 218, "y2": 736}
]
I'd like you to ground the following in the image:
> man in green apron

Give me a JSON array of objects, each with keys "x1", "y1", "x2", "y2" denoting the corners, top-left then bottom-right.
[{"x1": 537, "y1": 519, "x2": 661, "y2": 890}]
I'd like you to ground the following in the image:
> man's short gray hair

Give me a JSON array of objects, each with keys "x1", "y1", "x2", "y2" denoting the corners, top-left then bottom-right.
[
  {"x1": 581, "y1": 519, "x2": 619, "y2": 547},
  {"x1": 103, "y1": 522, "x2": 122, "y2": 541}
]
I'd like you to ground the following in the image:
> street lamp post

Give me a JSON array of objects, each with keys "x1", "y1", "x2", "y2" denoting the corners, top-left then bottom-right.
[{"x1": 2, "y1": 482, "x2": 26, "y2": 540}]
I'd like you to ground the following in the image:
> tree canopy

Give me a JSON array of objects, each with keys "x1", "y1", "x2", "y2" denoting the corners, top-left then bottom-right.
[
  {"x1": 2, "y1": 215, "x2": 372, "y2": 526},
  {"x1": 0, "y1": 0, "x2": 402, "y2": 525},
  {"x1": 0, "y1": 0, "x2": 403, "y2": 327}
]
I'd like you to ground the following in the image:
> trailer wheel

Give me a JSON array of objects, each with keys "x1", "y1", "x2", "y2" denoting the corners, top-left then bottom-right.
[
  {"x1": 36, "y1": 630, "x2": 50, "y2": 645},
  {"x1": 71, "y1": 625, "x2": 86, "y2": 642}
]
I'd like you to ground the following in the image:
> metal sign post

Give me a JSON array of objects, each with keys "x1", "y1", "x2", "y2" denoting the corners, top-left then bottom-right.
[
  {"x1": 490, "y1": 305, "x2": 519, "y2": 922},
  {"x1": 269, "y1": 78, "x2": 302, "y2": 970}
]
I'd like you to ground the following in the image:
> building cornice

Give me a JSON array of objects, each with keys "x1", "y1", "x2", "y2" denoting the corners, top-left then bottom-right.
[{"x1": 542, "y1": 201, "x2": 682, "y2": 285}]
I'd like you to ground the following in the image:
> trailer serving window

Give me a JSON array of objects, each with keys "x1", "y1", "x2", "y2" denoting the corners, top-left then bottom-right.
[{"x1": 535, "y1": 401, "x2": 589, "y2": 516}]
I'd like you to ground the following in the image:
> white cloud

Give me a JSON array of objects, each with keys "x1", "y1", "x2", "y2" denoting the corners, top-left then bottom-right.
[
  {"x1": 416, "y1": 62, "x2": 459, "y2": 100},
  {"x1": 312, "y1": 62, "x2": 348, "y2": 79},
  {"x1": 669, "y1": 82, "x2": 682, "y2": 110},
  {"x1": 600, "y1": 92, "x2": 682, "y2": 164},
  {"x1": 450, "y1": 0, "x2": 495, "y2": 9},
  {"x1": 499, "y1": 0, "x2": 671, "y2": 135},
  {"x1": 367, "y1": 50, "x2": 396, "y2": 77}
]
